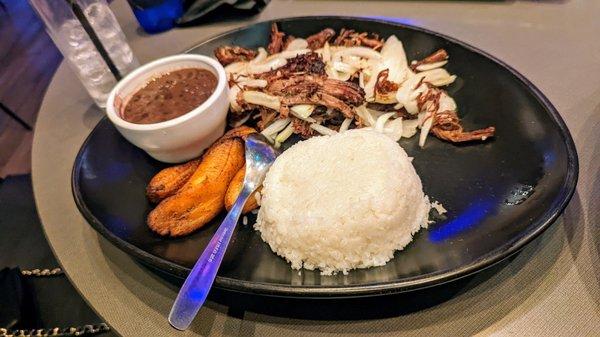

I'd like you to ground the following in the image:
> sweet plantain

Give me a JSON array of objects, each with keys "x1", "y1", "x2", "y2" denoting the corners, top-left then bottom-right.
[
  {"x1": 147, "y1": 126, "x2": 256, "y2": 237},
  {"x1": 146, "y1": 159, "x2": 201, "y2": 203},
  {"x1": 224, "y1": 166, "x2": 260, "y2": 214},
  {"x1": 145, "y1": 126, "x2": 256, "y2": 204}
]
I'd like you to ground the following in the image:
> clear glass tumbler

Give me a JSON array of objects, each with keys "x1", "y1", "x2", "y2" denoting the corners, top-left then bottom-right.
[{"x1": 29, "y1": 0, "x2": 139, "y2": 107}]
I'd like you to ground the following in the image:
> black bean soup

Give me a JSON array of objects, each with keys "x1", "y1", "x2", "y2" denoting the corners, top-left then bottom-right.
[{"x1": 122, "y1": 68, "x2": 218, "y2": 124}]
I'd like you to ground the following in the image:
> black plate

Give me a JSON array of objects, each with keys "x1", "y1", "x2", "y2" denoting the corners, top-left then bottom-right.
[{"x1": 72, "y1": 16, "x2": 578, "y2": 297}]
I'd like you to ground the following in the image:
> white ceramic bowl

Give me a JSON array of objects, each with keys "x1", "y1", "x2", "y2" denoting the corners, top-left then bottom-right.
[{"x1": 106, "y1": 54, "x2": 229, "y2": 163}]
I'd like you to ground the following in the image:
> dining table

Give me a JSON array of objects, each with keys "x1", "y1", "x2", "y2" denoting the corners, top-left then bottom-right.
[{"x1": 31, "y1": 0, "x2": 599, "y2": 336}]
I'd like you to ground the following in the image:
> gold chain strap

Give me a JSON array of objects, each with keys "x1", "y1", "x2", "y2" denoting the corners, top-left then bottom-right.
[
  {"x1": 20, "y1": 268, "x2": 63, "y2": 277},
  {"x1": 0, "y1": 268, "x2": 109, "y2": 336},
  {"x1": 0, "y1": 324, "x2": 110, "y2": 336}
]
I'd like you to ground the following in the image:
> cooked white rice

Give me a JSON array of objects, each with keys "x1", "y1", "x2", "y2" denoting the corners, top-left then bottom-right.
[{"x1": 254, "y1": 129, "x2": 430, "y2": 275}]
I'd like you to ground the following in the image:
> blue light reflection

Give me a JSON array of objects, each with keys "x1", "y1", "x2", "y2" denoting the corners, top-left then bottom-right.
[
  {"x1": 362, "y1": 16, "x2": 422, "y2": 26},
  {"x1": 429, "y1": 200, "x2": 494, "y2": 242},
  {"x1": 543, "y1": 151, "x2": 556, "y2": 168}
]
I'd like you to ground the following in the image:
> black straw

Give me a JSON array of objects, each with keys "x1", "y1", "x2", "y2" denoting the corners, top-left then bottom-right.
[{"x1": 67, "y1": 0, "x2": 122, "y2": 80}]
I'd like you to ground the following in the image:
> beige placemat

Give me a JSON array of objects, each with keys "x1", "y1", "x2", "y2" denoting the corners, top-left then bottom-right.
[{"x1": 32, "y1": 1, "x2": 600, "y2": 335}]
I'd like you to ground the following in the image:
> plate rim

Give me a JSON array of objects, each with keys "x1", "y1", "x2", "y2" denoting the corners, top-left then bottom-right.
[{"x1": 72, "y1": 15, "x2": 579, "y2": 297}]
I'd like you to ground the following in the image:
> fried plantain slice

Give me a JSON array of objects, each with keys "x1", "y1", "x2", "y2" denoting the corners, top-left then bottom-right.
[
  {"x1": 145, "y1": 125, "x2": 256, "y2": 205},
  {"x1": 147, "y1": 126, "x2": 256, "y2": 237},
  {"x1": 224, "y1": 166, "x2": 260, "y2": 214},
  {"x1": 146, "y1": 159, "x2": 201, "y2": 203}
]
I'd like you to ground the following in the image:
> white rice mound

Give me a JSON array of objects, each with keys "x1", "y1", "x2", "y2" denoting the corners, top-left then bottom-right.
[{"x1": 254, "y1": 129, "x2": 430, "y2": 275}]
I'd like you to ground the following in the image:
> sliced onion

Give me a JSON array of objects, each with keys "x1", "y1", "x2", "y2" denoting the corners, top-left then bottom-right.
[
  {"x1": 380, "y1": 35, "x2": 409, "y2": 83},
  {"x1": 396, "y1": 75, "x2": 428, "y2": 114},
  {"x1": 339, "y1": 118, "x2": 353, "y2": 132},
  {"x1": 250, "y1": 47, "x2": 268, "y2": 64},
  {"x1": 230, "y1": 74, "x2": 251, "y2": 83},
  {"x1": 261, "y1": 117, "x2": 291, "y2": 139},
  {"x1": 419, "y1": 113, "x2": 434, "y2": 147},
  {"x1": 310, "y1": 123, "x2": 337, "y2": 136},
  {"x1": 415, "y1": 60, "x2": 448, "y2": 72},
  {"x1": 291, "y1": 114, "x2": 316, "y2": 123},
  {"x1": 332, "y1": 61, "x2": 357, "y2": 74},
  {"x1": 363, "y1": 35, "x2": 409, "y2": 101},
  {"x1": 321, "y1": 42, "x2": 331, "y2": 63},
  {"x1": 271, "y1": 48, "x2": 311, "y2": 59},
  {"x1": 417, "y1": 111, "x2": 428, "y2": 125},
  {"x1": 366, "y1": 108, "x2": 386, "y2": 121},
  {"x1": 274, "y1": 122, "x2": 295, "y2": 148},
  {"x1": 375, "y1": 112, "x2": 395, "y2": 132},
  {"x1": 242, "y1": 91, "x2": 281, "y2": 111},
  {"x1": 333, "y1": 47, "x2": 382, "y2": 61},
  {"x1": 238, "y1": 79, "x2": 268, "y2": 88},
  {"x1": 290, "y1": 104, "x2": 315, "y2": 119},
  {"x1": 432, "y1": 74, "x2": 457, "y2": 87},
  {"x1": 401, "y1": 118, "x2": 419, "y2": 138},
  {"x1": 438, "y1": 92, "x2": 457, "y2": 112},
  {"x1": 363, "y1": 67, "x2": 381, "y2": 100},
  {"x1": 225, "y1": 61, "x2": 248, "y2": 75},
  {"x1": 342, "y1": 55, "x2": 369, "y2": 70},
  {"x1": 354, "y1": 105, "x2": 376, "y2": 126},
  {"x1": 332, "y1": 69, "x2": 353, "y2": 81},
  {"x1": 285, "y1": 38, "x2": 308, "y2": 51},
  {"x1": 247, "y1": 57, "x2": 287, "y2": 74},
  {"x1": 325, "y1": 66, "x2": 340, "y2": 80},
  {"x1": 416, "y1": 68, "x2": 457, "y2": 86},
  {"x1": 383, "y1": 117, "x2": 403, "y2": 141},
  {"x1": 358, "y1": 72, "x2": 365, "y2": 88},
  {"x1": 228, "y1": 85, "x2": 242, "y2": 112}
]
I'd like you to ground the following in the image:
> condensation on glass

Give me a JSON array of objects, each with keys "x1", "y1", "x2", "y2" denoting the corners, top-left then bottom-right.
[{"x1": 29, "y1": 0, "x2": 139, "y2": 107}]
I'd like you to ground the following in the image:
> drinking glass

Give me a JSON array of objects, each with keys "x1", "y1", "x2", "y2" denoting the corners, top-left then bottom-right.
[{"x1": 29, "y1": 0, "x2": 139, "y2": 107}]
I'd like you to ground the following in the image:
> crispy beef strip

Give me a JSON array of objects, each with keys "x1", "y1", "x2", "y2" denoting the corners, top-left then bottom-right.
[
  {"x1": 268, "y1": 78, "x2": 320, "y2": 97},
  {"x1": 333, "y1": 28, "x2": 384, "y2": 50},
  {"x1": 266, "y1": 75, "x2": 364, "y2": 107},
  {"x1": 291, "y1": 118, "x2": 315, "y2": 138},
  {"x1": 317, "y1": 92, "x2": 355, "y2": 118},
  {"x1": 259, "y1": 52, "x2": 326, "y2": 81},
  {"x1": 287, "y1": 53, "x2": 327, "y2": 75},
  {"x1": 322, "y1": 78, "x2": 365, "y2": 105},
  {"x1": 281, "y1": 92, "x2": 355, "y2": 118},
  {"x1": 366, "y1": 103, "x2": 415, "y2": 119},
  {"x1": 257, "y1": 107, "x2": 278, "y2": 131},
  {"x1": 431, "y1": 110, "x2": 495, "y2": 143},
  {"x1": 374, "y1": 69, "x2": 399, "y2": 96},
  {"x1": 214, "y1": 46, "x2": 257, "y2": 65},
  {"x1": 333, "y1": 28, "x2": 352, "y2": 46},
  {"x1": 416, "y1": 84, "x2": 442, "y2": 113},
  {"x1": 411, "y1": 49, "x2": 449, "y2": 71},
  {"x1": 414, "y1": 83, "x2": 495, "y2": 143},
  {"x1": 358, "y1": 34, "x2": 385, "y2": 50},
  {"x1": 267, "y1": 23, "x2": 285, "y2": 54},
  {"x1": 306, "y1": 28, "x2": 336, "y2": 49}
]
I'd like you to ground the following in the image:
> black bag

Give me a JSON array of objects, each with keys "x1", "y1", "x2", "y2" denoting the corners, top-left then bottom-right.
[
  {"x1": 0, "y1": 267, "x2": 41, "y2": 330},
  {"x1": 176, "y1": 0, "x2": 270, "y2": 26}
]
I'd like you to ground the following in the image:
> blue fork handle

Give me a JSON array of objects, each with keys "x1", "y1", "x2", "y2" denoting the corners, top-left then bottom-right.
[{"x1": 168, "y1": 188, "x2": 252, "y2": 330}]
